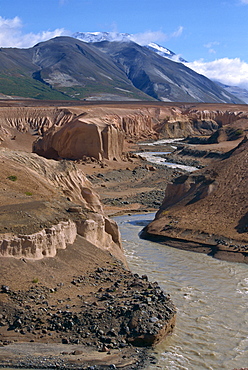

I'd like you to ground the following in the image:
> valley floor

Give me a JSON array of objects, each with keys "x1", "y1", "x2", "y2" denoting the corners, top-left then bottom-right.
[{"x1": 81, "y1": 139, "x2": 240, "y2": 216}]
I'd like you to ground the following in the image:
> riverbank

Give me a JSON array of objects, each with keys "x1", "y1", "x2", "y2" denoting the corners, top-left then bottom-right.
[
  {"x1": 139, "y1": 137, "x2": 248, "y2": 265},
  {"x1": 115, "y1": 213, "x2": 248, "y2": 370},
  {"x1": 0, "y1": 233, "x2": 176, "y2": 369},
  {"x1": 82, "y1": 141, "x2": 190, "y2": 217}
]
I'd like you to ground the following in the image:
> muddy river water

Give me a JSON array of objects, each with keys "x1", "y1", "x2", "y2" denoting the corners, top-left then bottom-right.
[{"x1": 114, "y1": 213, "x2": 248, "y2": 370}]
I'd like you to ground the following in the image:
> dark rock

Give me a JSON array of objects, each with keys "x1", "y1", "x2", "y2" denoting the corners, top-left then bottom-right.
[
  {"x1": 61, "y1": 338, "x2": 69, "y2": 344},
  {"x1": 1, "y1": 285, "x2": 10, "y2": 293}
]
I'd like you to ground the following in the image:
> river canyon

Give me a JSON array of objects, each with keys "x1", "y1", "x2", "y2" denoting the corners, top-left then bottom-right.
[{"x1": 0, "y1": 100, "x2": 248, "y2": 369}]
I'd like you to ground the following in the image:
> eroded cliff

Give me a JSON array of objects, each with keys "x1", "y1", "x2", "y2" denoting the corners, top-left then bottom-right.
[
  {"x1": 0, "y1": 149, "x2": 123, "y2": 262},
  {"x1": 157, "y1": 105, "x2": 248, "y2": 138},
  {"x1": 143, "y1": 136, "x2": 248, "y2": 263},
  {"x1": 1, "y1": 104, "x2": 248, "y2": 163},
  {"x1": 0, "y1": 103, "x2": 179, "y2": 354}
]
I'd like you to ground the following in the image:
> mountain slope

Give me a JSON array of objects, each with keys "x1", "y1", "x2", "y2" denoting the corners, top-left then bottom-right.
[
  {"x1": 32, "y1": 37, "x2": 155, "y2": 100},
  {"x1": 93, "y1": 40, "x2": 243, "y2": 103},
  {"x1": 215, "y1": 81, "x2": 248, "y2": 104},
  {"x1": 0, "y1": 46, "x2": 70, "y2": 100},
  {"x1": 0, "y1": 36, "x2": 244, "y2": 103}
]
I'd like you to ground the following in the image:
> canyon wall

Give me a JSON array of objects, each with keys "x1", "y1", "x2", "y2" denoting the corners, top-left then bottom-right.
[
  {"x1": 31, "y1": 107, "x2": 158, "y2": 160},
  {"x1": 1, "y1": 104, "x2": 248, "y2": 160},
  {"x1": 0, "y1": 150, "x2": 124, "y2": 262},
  {"x1": 0, "y1": 107, "x2": 75, "y2": 136},
  {"x1": 144, "y1": 136, "x2": 248, "y2": 261},
  {"x1": 1, "y1": 220, "x2": 77, "y2": 259}
]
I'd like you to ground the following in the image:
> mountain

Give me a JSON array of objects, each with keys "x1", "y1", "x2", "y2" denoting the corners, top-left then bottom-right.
[
  {"x1": 0, "y1": 37, "x2": 152, "y2": 101},
  {"x1": 0, "y1": 36, "x2": 244, "y2": 103},
  {"x1": 73, "y1": 31, "x2": 186, "y2": 62},
  {"x1": 74, "y1": 32, "x2": 246, "y2": 103}
]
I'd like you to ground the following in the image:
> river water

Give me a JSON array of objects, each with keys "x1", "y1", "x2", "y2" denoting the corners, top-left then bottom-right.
[
  {"x1": 136, "y1": 138, "x2": 198, "y2": 172},
  {"x1": 114, "y1": 213, "x2": 248, "y2": 370},
  {"x1": 135, "y1": 151, "x2": 198, "y2": 172}
]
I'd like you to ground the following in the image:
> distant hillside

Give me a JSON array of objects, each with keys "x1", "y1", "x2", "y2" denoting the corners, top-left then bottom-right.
[
  {"x1": 215, "y1": 81, "x2": 248, "y2": 104},
  {"x1": 0, "y1": 36, "x2": 244, "y2": 103}
]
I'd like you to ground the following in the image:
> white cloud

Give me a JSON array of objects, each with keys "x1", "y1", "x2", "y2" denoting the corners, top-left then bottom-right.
[
  {"x1": 186, "y1": 58, "x2": 248, "y2": 89},
  {"x1": 171, "y1": 26, "x2": 183, "y2": 38},
  {"x1": 130, "y1": 27, "x2": 183, "y2": 46},
  {"x1": 240, "y1": 0, "x2": 248, "y2": 4},
  {"x1": 0, "y1": 16, "x2": 183, "y2": 50},
  {"x1": 130, "y1": 31, "x2": 168, "y2": 45},
  {"x1": 0, "y1": 16, "x2": 68, "y2": 48},
  {"x1": 204, "y1": 41, "x2": 220, "y2": 54}
]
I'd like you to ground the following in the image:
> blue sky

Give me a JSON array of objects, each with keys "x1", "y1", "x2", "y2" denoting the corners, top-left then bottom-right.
[{"x1": 1, "y1": 0, "x2": 248, "y2": 88}]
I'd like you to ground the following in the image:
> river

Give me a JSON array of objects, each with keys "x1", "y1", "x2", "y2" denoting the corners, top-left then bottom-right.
[
  {"x1": 114, "y1": 213, "x2": 248, "y2": 370},
  {"x1": 136, "y1": 138, "x2": 198, "y2": 172}
]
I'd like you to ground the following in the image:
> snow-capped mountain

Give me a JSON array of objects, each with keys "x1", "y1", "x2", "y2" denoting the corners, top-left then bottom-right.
[
  {"x1": 73, "y1": 31, "x2": 185, "y2": 62},
  {"x1": 0, "y1": 36, "x2": 243, "y2": 103}
]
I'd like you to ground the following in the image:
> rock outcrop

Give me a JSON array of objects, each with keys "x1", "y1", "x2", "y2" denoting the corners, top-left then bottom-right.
[
  {"x1": 157, "y1": 106, "x2": 248, "y2": 139},
  {"x1": 0, "y1": 220, "x2": 77, "y2": 259},
  {"x1": 32, "y1": 106, "x2": 159, "y2": 161},
  {"x1": 33, "y1": 117, "x2": 124, "y2": 161},
  {"x1": 143, "y1": 136, "x2": 248, "y2": 263}
]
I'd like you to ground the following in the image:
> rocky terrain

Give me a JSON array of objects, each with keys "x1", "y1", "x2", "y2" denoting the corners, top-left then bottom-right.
[
  {"x1": 0, "y1": 239, "x2": 175, "y2": 369},
  {"x1": 0, "y1": 100, "x2": 248, "y2": 368}
]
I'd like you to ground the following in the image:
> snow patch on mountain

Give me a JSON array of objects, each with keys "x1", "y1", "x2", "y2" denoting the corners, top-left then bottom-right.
[
  {"x1": 73, "y1": 32, "x2": 132, "y2": 43},
  {"x1": 146, "y1": 43, "x2": 186, "y2": 62}
]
